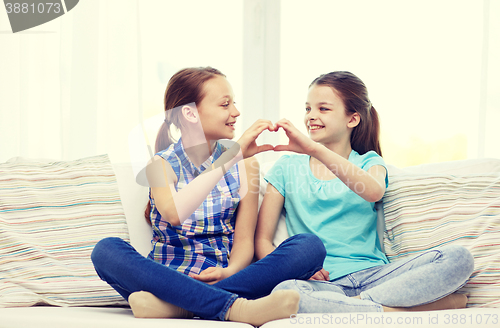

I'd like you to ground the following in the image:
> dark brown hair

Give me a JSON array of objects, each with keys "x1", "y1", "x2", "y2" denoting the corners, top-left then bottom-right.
[
  {"x1": 145, "y1": 67, "x2": 226, "y2": 224},
  {"x1": 309, "y1": 71, "x2": 382, "y2": 156}
]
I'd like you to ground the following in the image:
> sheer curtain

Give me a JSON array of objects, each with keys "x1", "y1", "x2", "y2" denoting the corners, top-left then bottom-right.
[
  {"x1": 1, "y1": 0, "x2": 498, "y2": 166},
  {"x1": 0, "y1": 0, "x2": 245, "y2": 164},
  {"x1": 0, "y1": 0, "x2": 141, "y2": 163},
  {"x1": 481, "y1": 0, "x2": 500, "y2": 160},
  {"x1": 279, "y1": 0, "x2": 500, "y2": 167}
]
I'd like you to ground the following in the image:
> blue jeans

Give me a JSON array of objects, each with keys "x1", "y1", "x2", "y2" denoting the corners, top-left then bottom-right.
[
  {"x1": 91, "y1": 233, "x2": 325, "y2": 320},
  {"x1": 273, "y1": 245, "x2": 474, "y2": 313}
]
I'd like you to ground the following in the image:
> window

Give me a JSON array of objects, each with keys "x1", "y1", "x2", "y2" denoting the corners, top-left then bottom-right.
[
  {"x1": 138, "y1": 0, "x2": 244, "y2": 148},
  {"x1": 279, "y1": 0, "x2": 498, "y2": 167}
]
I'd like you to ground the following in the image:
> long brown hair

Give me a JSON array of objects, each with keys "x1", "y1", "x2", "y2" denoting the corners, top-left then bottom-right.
[
  {"x1": 145, "y1": 67, "x2": 226, "y2": 224},
  {"x1": 309, "y1": 71, "x2": 382, "y2": 156}
]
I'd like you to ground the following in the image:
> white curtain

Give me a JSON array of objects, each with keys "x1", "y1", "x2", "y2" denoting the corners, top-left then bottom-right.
[
  {"x1": 1, "y1": 0, "x2": 498, "y2": 166},
  {"x1": 0, "y1": 0, "x2": 245, "y2": 164},
  {"x1": 0, "y1": 0, "x2": 141, "y2": 163},
  {"x1": 482, "y1": 0, "x2": 500, "y2": 159},
  {"x1": 278, "y1": 0, "x2": 500, "y2": 167}
]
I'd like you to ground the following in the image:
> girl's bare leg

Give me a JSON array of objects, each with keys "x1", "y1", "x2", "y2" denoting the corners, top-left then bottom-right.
[
  {"x1": 129, "y1": 289, "x2": 300, "y2": 326},
  {"x1": 352, "y1": 294, "x2": 468, "y2": 312},
  {"x1": 226, "y1": 290, "x2": 300, "y2": 326},
  {"x1": 128, "y1": 291, "x2": 193, "y2": 319}
]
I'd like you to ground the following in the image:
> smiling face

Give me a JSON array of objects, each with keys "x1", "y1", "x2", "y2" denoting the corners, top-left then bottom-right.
[
  {"x1": 304, "y1": 84, "x2": 358, "y2": 148},
  {"x1": 197, "y1": 75, "x2": 240, "y2": 141}
]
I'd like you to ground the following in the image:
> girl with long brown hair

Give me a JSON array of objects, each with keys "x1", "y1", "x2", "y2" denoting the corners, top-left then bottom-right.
[
  {"x1": 91, "y1": 67, "x2": 325, "y2": 326},
  {"x1": 256, "y1": 71, "x2": 474, "y2": 313}
]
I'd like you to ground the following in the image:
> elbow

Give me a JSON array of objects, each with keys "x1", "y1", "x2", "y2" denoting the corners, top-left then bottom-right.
[
  {"x1": 169, "y1": 215, "x2": 181, "y2": 227},
  {"x1": 364, "y1": 187, "x2": 385, "y2": 203},
  {"x1": 157, "y1": 205, "x2": 181, "y2": 226},
  {"x1": 254, "y1": 247, "x2": 266, "y2": 261}
]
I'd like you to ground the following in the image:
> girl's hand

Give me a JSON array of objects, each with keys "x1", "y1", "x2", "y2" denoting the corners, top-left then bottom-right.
[
  {"x1": 189, "y1": 267, "x2": 232, "y2": 285},
  {"x1": 308, "y1": 268, "x2": 330, "y2": 281},
  {"x1": 274, "y1": 119, "x2": 318, "y2": 155},
  {"x1": 237, "y1": 119, "x2": 276, "y2": 158}
]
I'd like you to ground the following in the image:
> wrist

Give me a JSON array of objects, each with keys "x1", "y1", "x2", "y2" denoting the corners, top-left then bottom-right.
[
  {"x1": 223, "y1": 265, "x2": 238, "y2": 278},
  {"x1": 308, "y1": 142, "x2": 324, "y2": 157}
]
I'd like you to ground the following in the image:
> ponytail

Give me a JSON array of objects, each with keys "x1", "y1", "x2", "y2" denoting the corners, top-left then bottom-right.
[
  {"x1": 370, "y1": 106, "x2": 382, "y2": 157},
  {"x1": 155, "y1": 120, "x2": 175, "y2": 154},
  {"x1": 310, "y1": 71, "x2": 382, "y2": 156},
  {"x1": 350, "y1": 105, "x2": 382, "y2": 157}
]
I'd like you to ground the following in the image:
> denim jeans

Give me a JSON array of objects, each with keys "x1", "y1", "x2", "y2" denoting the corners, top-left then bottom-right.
[
  {"x1": 273, "y1": 245, "x2": 474, "y2": 313},
  {"x1": 91, "y1": 233, "x2": 325, "y2": 320}
]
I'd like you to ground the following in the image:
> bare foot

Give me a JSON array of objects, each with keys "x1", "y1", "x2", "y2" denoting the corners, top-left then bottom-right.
[
  {"x1": 382, "y1": 293, "x2": 468, "y2": 312},
  {"x1": 128, "y1": 291, "x2": 193, "y2": 318},
  {"x1": 227, "y1": 290, "x2": 300, "y2": 326}
]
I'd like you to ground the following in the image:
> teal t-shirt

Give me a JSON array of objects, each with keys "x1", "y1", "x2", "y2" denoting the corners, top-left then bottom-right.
[{"x1": 264, "y1": 150, "x2": 389, "y2": 280}]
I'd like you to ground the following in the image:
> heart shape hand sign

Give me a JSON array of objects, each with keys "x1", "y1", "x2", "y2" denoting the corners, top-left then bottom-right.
[{"x1": 238, "y1": 118, "x2": 317, "y2": 158}]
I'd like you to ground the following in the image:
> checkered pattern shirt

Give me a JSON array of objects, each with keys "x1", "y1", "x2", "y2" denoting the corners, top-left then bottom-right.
[{"x1": 148, "y1": 138, "x2": 241, "y2": 275}]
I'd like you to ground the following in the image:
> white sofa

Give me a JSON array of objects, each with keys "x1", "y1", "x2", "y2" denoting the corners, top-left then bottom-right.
[{"x1": 1, "y1": 155, "x2": 500, "y2": 328}]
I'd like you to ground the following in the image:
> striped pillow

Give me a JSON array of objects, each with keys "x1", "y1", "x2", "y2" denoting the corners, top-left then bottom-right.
[
  {"x1": 0, "y1": 154, "x2": 129, "y2": 307},
  {"x1": 383, "y1": 173, "x2": 500, "y2": 308}
]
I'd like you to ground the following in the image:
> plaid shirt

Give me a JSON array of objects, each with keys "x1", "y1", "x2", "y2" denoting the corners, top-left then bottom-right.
[{"x1": 148, "y1": 138, "x2": 241, "y2": 275}]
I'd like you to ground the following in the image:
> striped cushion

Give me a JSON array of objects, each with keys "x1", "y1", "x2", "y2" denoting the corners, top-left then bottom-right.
[
  {"x1": 383, "y1": 173, "x2": 500, "y2": 308},
  {"x1": 0, "y1": 155, "x2": 129, "y2": 307}
]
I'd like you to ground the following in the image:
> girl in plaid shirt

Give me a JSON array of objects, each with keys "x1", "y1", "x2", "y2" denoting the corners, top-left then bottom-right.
[{"x1": 92, "y1": 67, "x2": 326, "y2": 326}]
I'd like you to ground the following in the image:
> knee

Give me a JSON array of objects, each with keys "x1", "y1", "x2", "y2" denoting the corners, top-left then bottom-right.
[
  {"x1": 305, "y1": 234, "x2": 326, "y2": 267},
  {"x1": 441, "y1": 245, "x2": 475, "y2": 279},
  {"x1": 286, "y1": 233, "x2": 326, "y2": 266},
  {"x1": 272, "y1": 279, "x2": 300, "y2": 293},
  {"x1": 91, "y1": 237, "x2": 124, "y2": 268},
  {"x1": 273, "y1": 279, "x2": 317, "y2": 297}
]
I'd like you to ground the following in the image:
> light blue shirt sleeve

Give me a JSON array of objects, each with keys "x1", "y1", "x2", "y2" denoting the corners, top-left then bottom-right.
[
  {"x1": 264, "y1": 154, "x2": 290, "y2": 197},
  {"x1": 355, "y1": 150, "x2": 389, "y2": 188}
]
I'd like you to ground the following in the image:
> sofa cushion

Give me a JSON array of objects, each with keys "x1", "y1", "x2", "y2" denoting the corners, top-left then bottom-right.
[
  {"x1": 0, "y1": 306, "x2": 254, "y2": 328},
  {"x1": 112, "y1": 162, "x2": 151, "y2": 257},
  {"x1": 383, "y1": 172, "x2": 500, "y2": 307},
  {"x1": 0, "y1": 154, "x2": 128, "y2": 307}
]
